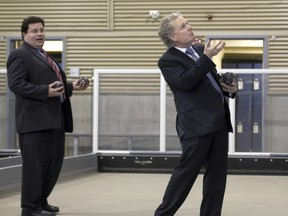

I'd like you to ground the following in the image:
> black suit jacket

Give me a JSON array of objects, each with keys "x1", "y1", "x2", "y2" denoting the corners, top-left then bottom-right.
[
  {"x1": 158, "y1": 44, "x2": 233, "y2": 140},
  {"x1": 7, "y1": 42, "x2": 73, "y2": 133}
]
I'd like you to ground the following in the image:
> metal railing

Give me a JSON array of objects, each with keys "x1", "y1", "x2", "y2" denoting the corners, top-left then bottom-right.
[
  {"x1": 93, "y1": 68, "x2": 288, "y2": 157},
  {"x1": 2, "y1": 68, "x2": 288, "y2": 158}
]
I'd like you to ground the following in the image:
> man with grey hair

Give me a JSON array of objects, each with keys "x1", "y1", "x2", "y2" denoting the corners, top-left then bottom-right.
[{"x1": 154, "y1": 12, "x2": 237, "y2": 216}]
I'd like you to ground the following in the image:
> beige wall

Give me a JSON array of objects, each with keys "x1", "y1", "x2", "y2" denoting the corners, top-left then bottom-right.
[
  {"x1": 1, "y1": 0, "x2": 288, "y2": 152},
  {"x1": 1, "y1": 0, "x2": 288, "y2": 93}
]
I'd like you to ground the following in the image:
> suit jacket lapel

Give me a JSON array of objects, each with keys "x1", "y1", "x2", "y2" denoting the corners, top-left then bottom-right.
[
  {"x1": 192, "y1": 45, "x2": 222, "y2": 88},
  {"x1": 23, "y1": 42, "x2": 56, "y2": 72},
  {"x1": 170, "y1": 47, "x2": 196, "y2": 64},
  {"x1": 171, "y1": 46, "x2": 220, "y2": 84}
]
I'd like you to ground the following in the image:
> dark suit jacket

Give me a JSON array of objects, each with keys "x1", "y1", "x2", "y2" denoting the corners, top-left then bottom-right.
[
  {"x1": 7, "y1": 42, "x2": 73, "y2": 133},
  {"x1": 158, "y1": 44, "x2": 234, "y2": 140}
]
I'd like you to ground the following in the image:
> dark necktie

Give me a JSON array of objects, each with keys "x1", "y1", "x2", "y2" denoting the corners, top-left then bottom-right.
[{"x1": 185, "y1": 47, "x2": 222, "y2": 94}]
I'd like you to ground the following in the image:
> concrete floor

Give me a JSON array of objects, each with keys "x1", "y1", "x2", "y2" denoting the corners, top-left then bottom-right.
[{"x1": 0, "y1": 172, "x2": 288, "y2": 216}]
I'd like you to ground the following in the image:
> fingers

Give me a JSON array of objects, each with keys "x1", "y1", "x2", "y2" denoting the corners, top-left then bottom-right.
[
  {"x1": 204, "y1": 40, "x2": 225, "y2": 58},
  {"x1": 73, "y1": 80, "x2": 89, "y2": 91},
  {"x1": 205, "y1": 40, "x2": 225, "y2": 50},
  {"x1": 48, "y1": 81, "x2": 64, "y2": 97},
  {"x1": 213, "y1": 41, "x2": 225, "y2": 54},
  {"x1": 221, "y1": 81, "x2": 237, "y2": 93},
  {"x1": 73, "y1": 77, "x2": 89, "y2": 91},
  {"x1": 215, "y1": 41, "x2": 226, "y2": 51},
  {"x1": 49, "y1": 81, "x2": 59, "y2": 88},
  {"x1": 205, "y1": 39, "x2": 211, "y2": 48}
]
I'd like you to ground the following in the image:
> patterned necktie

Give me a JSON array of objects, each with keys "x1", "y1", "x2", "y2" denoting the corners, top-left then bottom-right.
[
  {"x1": 185, "y1": 47, "x2": 223, "y2": 95},
  {"x1": 40, "y1": 49, "x2": 65, "y2": 101},
  {"x1": 40, "y1": 49, "x2": 63, "y2": 83}
]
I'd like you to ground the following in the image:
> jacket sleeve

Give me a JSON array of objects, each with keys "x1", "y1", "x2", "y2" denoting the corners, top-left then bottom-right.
[{"x1": 7, "y1": 50, "x2": 49, "y2": 101}]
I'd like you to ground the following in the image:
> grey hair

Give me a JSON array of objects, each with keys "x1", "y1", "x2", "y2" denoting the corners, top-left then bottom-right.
[{"x1": 158, "y1": 12, "x2": 181, "y2": 48}]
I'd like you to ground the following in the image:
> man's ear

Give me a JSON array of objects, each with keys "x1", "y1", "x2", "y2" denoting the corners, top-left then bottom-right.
[
  {"x1": 22, "y1": 32, "x2": 26, "y2": 40},
  {"x1": 170, "y1": 35, "x2": 177, "y2": 42},
  {"x1": 170, "y1": 34, "x2": 177, "y2": 43}
]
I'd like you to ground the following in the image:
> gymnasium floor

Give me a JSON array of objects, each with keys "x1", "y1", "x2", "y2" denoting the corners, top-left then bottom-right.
[{"x1": 0, "y1": 172, "x2": 288, "y2": 216}]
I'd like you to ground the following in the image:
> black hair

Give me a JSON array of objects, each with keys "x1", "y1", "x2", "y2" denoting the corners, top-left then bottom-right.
[{"x1": 21, "y1": 16, "x2": 45, "y2": 40}]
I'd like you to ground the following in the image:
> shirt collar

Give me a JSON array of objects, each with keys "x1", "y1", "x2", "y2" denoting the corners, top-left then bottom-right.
[
  {"x1": 175, "y1": 46, "x2": 200, "y2": 58},
  {"x1": 174, "y1": 46, "x2": 187, "y2": 53},
  {"x1": 174, "y1": 46, "x2": 196, "y2": 53}
]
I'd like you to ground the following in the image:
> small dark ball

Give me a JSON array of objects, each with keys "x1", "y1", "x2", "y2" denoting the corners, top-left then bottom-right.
[
  {"x1": 222, "y1": 72, "x2": 236, "y2": 85},
  {"x1": 77, "y1": 77, "x2": 89, "y2": 86}
]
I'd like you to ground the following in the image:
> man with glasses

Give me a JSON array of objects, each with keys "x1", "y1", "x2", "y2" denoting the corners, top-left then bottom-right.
[{"x1": 7, "y1": 16, "x2": 88, "y2": 216}]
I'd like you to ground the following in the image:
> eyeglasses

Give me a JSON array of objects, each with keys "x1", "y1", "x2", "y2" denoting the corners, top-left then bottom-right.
[{"x1": 27, "y1": 28, "x2": 45, "y2": 34}]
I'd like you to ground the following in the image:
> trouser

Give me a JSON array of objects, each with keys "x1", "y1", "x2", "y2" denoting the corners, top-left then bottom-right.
[
  {"x1": 19, "y1": 126, "x2": 65, "y2": 211},
  {"x1": 154, "y1": 127, "x2": 228, "y2": 216}
]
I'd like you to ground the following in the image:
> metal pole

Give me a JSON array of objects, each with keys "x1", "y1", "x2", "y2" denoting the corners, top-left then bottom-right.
[
  {"x1": 228, "y1": 98, "x2": 236, "y2": 154},
  {"x1": 160, "y1": 74, "x2": 166, "y2": 152},
  {"x1": 92, "y1": 70, "x2": 99, "y2": 153}
]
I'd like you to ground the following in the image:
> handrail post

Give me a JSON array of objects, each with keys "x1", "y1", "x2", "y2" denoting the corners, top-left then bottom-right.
[{"x1": 160, "y1": 74, "x2": 166, "y2": 152}]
